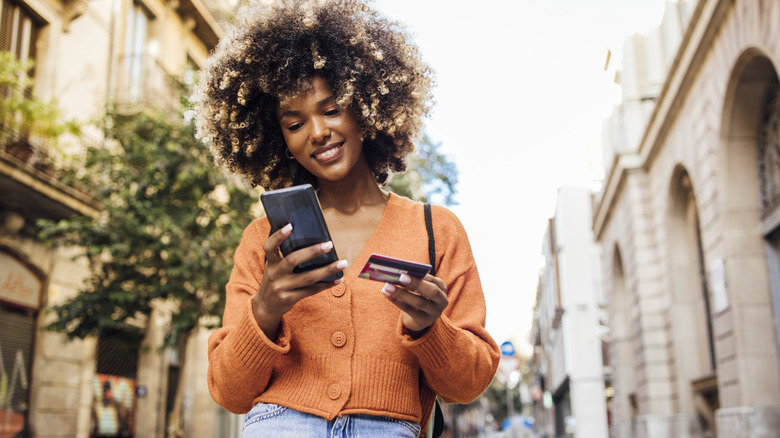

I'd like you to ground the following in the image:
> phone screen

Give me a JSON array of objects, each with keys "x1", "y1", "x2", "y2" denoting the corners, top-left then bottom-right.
[{"x1": 260, "y1": 184, "x2": 342, "y2": 282}]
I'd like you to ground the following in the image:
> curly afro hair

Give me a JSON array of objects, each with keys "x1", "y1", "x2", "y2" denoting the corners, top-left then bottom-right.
[{"x1": 193, "y1": 0, "x2": 435, "y2": 190}]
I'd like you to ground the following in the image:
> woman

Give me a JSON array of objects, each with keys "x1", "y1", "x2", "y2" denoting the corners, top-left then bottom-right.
[{"x1": 194, "y1": 1, "x2": 500, "y2": 436}]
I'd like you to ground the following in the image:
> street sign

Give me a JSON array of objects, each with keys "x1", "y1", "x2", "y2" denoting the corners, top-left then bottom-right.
[
  {"x1": 498, "y1": 355, "x2": 520, "y2": 380},
  {"x1": 500, "y1": 341, "x2": 515, "y2": 357},
  {"x1": 498, "y1": 341, "x2": 520, "y2": 380}
]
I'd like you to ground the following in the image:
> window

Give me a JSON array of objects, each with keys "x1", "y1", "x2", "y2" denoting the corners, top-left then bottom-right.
[
  {"x1": 122, "y1": 2, "x2": 152, "y2": 101},
  {"x1": 0, "y1": 0, "x2": 41, "y2": 67},
  {"x1": 1, "y1": 0, "x2": 41, "y2": 137}
]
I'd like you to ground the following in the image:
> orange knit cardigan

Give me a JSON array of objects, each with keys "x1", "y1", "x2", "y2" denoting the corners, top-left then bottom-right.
[{"x1": 207, "y1": 193, "x2": 500, "y2": 432}]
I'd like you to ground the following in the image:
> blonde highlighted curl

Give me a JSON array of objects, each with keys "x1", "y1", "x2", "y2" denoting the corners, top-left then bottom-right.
[{"x1": 193, "y1": 0, "x2": 434, "y2": 189}]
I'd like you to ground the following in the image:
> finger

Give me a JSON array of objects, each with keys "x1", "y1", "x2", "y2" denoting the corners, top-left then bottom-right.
[
  {"x1": 259, "y1": 262, "x2": 345, "y2": 313},
  {"x1": 281, "y1": 240, "x2": 338, "y2": 273},
  {"x1": 263, "y1": 223, "x2": 293, "y2": 262},
  {"x1": 425, "y1": 274, "x2": 448, "y2": 295},
  {"x1": 397, "y1": 273, "x2": 423, "y2": 293},
  {"x1": 382, "y1": 283, "x2": 437, "y2": 313},
  {"x1": 398, "y1": 273, "x2": 447, "y2": 304},
  {"x1": 288, "y1": 259, "x2": 348, "y2": 289},
  {"x1": 267, "y1": 266, "x2": 340, "y2": 296}
]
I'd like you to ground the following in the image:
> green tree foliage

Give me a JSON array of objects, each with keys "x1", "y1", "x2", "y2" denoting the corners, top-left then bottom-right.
[
  {"x1": 38, "y1": 108, "x2": 258, "y2": 346},
  {"x1": 386, "y1": 133, "x2": 458, "y2": 206}
]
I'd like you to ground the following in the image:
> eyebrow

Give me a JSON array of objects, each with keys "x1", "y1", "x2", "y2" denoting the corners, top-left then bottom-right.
[{"x1": 278, "y1": 95, "x2": 336, "y2": 118}]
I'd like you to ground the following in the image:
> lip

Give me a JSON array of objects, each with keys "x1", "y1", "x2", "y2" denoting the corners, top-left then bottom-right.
[{"x1": 311, "y1": 143, "x2": 344, "y2": 163}]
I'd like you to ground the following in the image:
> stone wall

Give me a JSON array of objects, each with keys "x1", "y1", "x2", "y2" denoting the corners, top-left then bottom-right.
[{"x1": 595, "y1": 0, "x2": 780, "y2": 436}]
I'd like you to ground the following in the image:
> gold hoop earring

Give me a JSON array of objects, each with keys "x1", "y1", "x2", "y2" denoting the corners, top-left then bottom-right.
[{"x1": 286, "y1": 149, "x2": 295, "y2": 160}]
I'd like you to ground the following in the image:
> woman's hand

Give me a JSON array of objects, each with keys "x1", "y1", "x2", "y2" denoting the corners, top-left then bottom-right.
[
  {"x1": 381, "y1": 273, "x2": 449, "y2": 336},
  {"x1": 253, "y1": 223, "x2": 348, "y2": 338}
]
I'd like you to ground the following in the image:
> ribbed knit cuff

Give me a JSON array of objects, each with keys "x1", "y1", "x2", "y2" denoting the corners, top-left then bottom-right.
[
  {"x1": 399, "y1": 314, "x2": 458, "y2": 370},
  {"x1": 231, "y1": 305, "x2": 291, "y2": 374}
]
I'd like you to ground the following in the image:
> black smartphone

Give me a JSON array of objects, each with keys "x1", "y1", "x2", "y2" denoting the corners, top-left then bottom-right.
[{"x1": 260, "y1": 184, "x2": 342, "y2": 282}]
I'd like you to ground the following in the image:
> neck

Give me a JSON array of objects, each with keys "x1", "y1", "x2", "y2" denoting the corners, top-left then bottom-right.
[{"x1": 317, "y1": 173, "x2": 387, "y2": 213}]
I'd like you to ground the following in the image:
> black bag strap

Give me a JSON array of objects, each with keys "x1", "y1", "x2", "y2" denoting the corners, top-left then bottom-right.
[
  {"x1": 424, "y1": 203, "x2": 436, "y2": 276},
  {"x1": 423, "y1": 203, "x2": 444, "y2": 438}
]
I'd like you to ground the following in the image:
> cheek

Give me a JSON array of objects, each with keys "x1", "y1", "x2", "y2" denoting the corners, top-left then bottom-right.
[
  {"x1": 281, "y1": 132, "x2": 292, "y2": 147},
  {"x1": 281, "y1": 131, "x2": 303, "y2": 151},
  {"x1": 341, "y1": 120, "x2": 363, "y2": 143}
]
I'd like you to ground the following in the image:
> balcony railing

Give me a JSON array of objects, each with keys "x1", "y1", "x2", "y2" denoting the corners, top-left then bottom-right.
[
  {"x1": 114, "y1": 54, "x2": 185, "y2": 115},
  {"x1": 0, "y1": 123, "x2": 101, "y2": 219}
]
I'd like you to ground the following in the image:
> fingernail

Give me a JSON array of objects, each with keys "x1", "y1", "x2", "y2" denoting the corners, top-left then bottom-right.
[
  {"x1": 382, "y1": 283, "x2": 396, "y2": 295},
  {"x1": 282, "y1": 223, "x2": 293, "y2": 234},
  {"x1": 321, "y1": 241, "x2": 333, "y2": 251},
  {"x1": 334, "y1": 278, "x2": 344, "y2": 284},
  {"x1": 336, "y1": 260, "x2": 348, "y2": 269},
  {"x1": 399, "y1": 273, "x2": 411, "y2": 285}
]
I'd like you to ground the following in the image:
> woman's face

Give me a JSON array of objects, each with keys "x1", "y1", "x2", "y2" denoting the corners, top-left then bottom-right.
[{"x1": 276, "y1": 76, "x2": 367, "y2": 184}]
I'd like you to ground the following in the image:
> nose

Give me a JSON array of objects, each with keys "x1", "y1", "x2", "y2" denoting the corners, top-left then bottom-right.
[{"x1": 309, "y1": 117, "x2": 331, "y2": 143}]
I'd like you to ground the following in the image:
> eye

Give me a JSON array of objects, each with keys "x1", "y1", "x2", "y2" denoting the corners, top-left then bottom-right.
[
  {"x1": 324, "y1": 107, "x2": 341, "y2": 117},
  {"x1": 287, "y1": 122, "x2": 303, "y2": 132}
]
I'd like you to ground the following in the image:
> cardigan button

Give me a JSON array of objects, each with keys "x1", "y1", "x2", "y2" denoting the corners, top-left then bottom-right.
[
  {"x1": 331, "y1": 331, "x2": 347, "y2": 348},
  {"x1": 332, "y1": 284, "x2": 346, "y2": 297},
  {"x1": 328, "y1": 384, "x2": 341, "y2": 400}
]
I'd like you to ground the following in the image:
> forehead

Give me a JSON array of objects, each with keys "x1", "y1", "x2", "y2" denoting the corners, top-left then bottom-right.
[{"x1": 277, "y1": 76, "x2": 334, "y2": 111}]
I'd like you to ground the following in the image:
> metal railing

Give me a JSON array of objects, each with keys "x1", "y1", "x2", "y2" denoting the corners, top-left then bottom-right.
[
  {"x1": 113, "y1": 54, "x2": 186, "y2": 115},
  {"x1": 0, "y1": 115, "x2": 99, "y2": 191}
]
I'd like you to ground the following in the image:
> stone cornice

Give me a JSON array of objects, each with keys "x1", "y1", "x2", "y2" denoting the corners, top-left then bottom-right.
[
  {"x1": 638, "y1": 0, "x2": 733, "y2": 166},
  {"x1": 593, "y1": 0, "x2": 735, "y2": 239},
  {"x1": 593, "y1": 153, "x2": 642, "y2": 239}
]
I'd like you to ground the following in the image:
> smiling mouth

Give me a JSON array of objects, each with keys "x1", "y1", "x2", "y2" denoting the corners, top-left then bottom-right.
[{"x1": 313, "y1": 144, "x2": 344, "y2": 162}]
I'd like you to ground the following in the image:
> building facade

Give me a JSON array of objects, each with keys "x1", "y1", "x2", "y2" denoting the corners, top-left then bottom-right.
[
  {"x1": 0, "y1": 0, "x2": 232, "y2": 435},
  {"x1": 595, "y1": 0, "x2": 780, "y2": 436},
  {"x1": 530, "y1": 186, "x2": 610, "y2": 438}
]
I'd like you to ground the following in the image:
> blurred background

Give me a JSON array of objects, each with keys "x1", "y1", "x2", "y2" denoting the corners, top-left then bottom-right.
[{"x1": 2, "y1": 0, "x2": 780, "y2": 437}]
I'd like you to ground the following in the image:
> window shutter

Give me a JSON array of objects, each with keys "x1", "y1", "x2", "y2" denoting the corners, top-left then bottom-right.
[
  {"x1": 0, "y1": 0, "x2": 13, "y2": 52},
  {"x1": 0, "y1": 306, "x2": 35, "y2": 431}
]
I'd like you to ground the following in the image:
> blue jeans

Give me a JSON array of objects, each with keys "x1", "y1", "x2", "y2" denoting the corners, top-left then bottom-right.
[{"x1": 242, "y1": 403, "x2": 421, "y2": 438}]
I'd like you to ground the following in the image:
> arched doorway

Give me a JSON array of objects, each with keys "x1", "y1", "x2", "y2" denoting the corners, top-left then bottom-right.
[
  {"x1": 720, "y1": 51, "x2": 780, "y2": 410},
  {"x1": 666, "y1": 166, "x2": 718, "y2": 436},
  {"x1": 0, "y1": 248, "x2": 45, "y2": 437},
  {"x1": 756, "y1": 63, "x2": 780, "y2": 360}
]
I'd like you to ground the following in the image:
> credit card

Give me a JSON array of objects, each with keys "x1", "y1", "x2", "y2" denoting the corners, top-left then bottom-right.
[{"x1": 358, "y1": 253, "x2": 431, "y2": 285}]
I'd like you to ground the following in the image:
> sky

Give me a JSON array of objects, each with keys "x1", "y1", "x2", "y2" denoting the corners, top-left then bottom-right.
[{"x1": 372, "y1": 0, "x2": 669, "y2": 353}]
